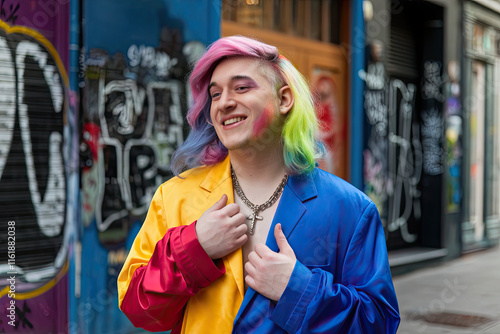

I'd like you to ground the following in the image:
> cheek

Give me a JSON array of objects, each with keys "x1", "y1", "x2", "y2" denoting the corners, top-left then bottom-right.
[
  {"x1": 252, "y1": 107, "x2": 275, "y2": 137},
  {"x1": 209, "y1": 105, "x2": 215, "y2": 123}
]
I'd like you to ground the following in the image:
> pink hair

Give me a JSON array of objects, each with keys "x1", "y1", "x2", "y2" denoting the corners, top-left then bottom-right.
[{"x1": 187, "y1": 36, "x2": 280, "y2": 127}]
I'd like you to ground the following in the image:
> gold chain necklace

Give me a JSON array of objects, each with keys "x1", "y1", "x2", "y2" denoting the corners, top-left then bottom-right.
[{"x1": 231, "y1": 167, "x2": 288, "y2": 235}]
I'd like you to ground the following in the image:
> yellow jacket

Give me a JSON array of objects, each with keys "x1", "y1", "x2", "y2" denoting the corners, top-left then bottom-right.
[{"x1": 118, "y1": 156, "x2": 243, "y2": 333}]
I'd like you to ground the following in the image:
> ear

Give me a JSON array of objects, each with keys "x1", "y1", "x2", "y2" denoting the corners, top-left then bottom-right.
[{"x1": 278, "y1": 85, "x2": 294, "y2": 115}]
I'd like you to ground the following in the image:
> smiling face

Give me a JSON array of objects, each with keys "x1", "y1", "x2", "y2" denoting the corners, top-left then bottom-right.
[{"x1": 209, "y1": 57, "x2": 291, "y2": 152}]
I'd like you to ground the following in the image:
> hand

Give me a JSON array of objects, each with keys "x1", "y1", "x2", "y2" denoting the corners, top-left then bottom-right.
[
  {"x1": 196, "y1": 194, "x2": 248, "y2": 259},
  {"x1": 244, "y1": 223, "x2": 296, "y2": 302}
]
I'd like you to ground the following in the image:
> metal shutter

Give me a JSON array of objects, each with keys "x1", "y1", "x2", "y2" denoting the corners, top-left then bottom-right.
[{"x1": 0, "y1": 29, "x2": 66, "y2": 282}]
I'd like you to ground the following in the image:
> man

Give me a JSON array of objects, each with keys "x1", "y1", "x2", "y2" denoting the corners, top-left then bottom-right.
[{"x1": 118, "y1": 36, "x2": 400, "y2": 333}]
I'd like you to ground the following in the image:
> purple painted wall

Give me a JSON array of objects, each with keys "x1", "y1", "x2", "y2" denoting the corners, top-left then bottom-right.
[
  {"x1": 0, "y1": 1, "x2": 72, "y2": 333},
  {"x1": 5, "y1": 0, "x2": 70, "y2": 67}
]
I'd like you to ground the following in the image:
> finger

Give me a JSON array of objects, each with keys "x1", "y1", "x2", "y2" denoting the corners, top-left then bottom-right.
[
  {"x1": 247, "y1": 250, "x2": 262, "y2": 266},
  {"x1": 220, "y1": 203, "x2": 240, "y2": 217},
  {"x1": 244, "y1": 259, "x2": 257, "y2": 274},
  {"x1": 234, "y1": 232, "x2": 248, "y2": 248},
  {"x1": 229, "y1": 212, "x2": 247, "y2": 226},
  {"x1": 234, "y1": 221, "x2": 248, "y2": 236},
  {"x1": 274, "y1": 223, "x2": 294, "y2": 256},
  {"x1": 206, "y1": 194, "x2": 228, "y2": 213},
  {"x1": 245, "y1": 275, "x2": 256, "y2": 290},
  {"x1": 254, "y1": 243, "x2": 271, "y2": 258}
]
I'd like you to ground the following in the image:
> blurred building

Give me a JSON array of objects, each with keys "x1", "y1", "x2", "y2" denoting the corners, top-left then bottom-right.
[
  {"x1": 462, "y1": 0, "x2": 500, "y2": 252},
  {"x1": 360, "y1": 0, "x2": 499, "y2": 272},
  {"x1": 359, "y1": 0, "x2": 466, "y2": 273},
  {"x1": 0, "y1": 0, "x2": 499, "y2": 333}
]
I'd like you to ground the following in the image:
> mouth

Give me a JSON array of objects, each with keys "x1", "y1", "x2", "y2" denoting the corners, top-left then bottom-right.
[{"x1": 223, "y1": 116, "x2": 246, "y2": 126}]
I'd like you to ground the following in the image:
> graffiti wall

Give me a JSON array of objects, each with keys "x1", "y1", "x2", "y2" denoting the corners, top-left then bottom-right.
[
  {"x1": 361, "y1": 57, "x2": 422, "y2": 249},
  {"x1": 0, "y1": 1, "x2": 73, "y2": 333},
  {"x1": 75, "y1": 1, "x2": 219, "y2": 333},
  {"x1": 362, "y1": 15, "x2": 446, "y2": 250},
  {"x1": 81, "y1": 39, "x2": 190, "y2": 244}
]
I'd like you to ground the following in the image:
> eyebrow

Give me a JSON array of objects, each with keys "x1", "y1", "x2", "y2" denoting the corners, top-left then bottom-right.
[{"x1": 208, "y1": 75, "x2": 256, "y2": 91}]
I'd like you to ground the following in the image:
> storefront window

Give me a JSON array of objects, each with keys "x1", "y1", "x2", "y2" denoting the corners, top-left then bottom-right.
[{"x1": 222, "y1": 0, "x2": 341, "y2": 43}]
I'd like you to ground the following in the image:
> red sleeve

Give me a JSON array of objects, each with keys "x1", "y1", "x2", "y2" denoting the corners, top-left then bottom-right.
[{"x1": 120, "y1": 221, "x2": 225, "y2": 332}]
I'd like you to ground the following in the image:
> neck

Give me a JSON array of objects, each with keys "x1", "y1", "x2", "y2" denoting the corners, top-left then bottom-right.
[
  {"x1": 228, "y1": 142, "x2": 286, "y2": 184},
  {"x1": 228, "y1": 141, "x2": 288, "y2": 208}
]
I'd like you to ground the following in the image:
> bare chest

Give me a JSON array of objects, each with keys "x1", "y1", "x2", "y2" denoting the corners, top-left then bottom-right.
[{"x1": 233, "y1": 195, "x2": 281, "y2": 290}]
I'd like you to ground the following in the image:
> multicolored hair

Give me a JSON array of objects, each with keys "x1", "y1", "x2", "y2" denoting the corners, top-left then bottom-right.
[{"x1": 171, "y1": 35, "x2": 323, "y2": 176}]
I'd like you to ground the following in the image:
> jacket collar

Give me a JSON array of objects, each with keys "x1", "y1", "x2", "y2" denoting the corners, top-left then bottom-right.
[
  {"x1": 286, "y1": 171, "x2": 318, "y2": 203},
  {"x1": 199, "y1": 155, "x2": 232, "y2": 193},
  {"x1": 199, "y1": 155, "x2": 318, "y2": 203}
]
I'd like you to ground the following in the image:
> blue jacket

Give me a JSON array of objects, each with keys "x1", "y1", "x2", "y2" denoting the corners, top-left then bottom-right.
[{"x1": 232, "y1": 167, "x2": 400, "y2": 333}]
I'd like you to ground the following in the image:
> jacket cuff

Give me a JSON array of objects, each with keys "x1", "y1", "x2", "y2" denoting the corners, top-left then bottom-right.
[
  {"x1": 173, "y1": 221, "x2": 225, "y2": 288},
  {"x1": 269, "y1": 260, "x2": 319, "y2": 332}
]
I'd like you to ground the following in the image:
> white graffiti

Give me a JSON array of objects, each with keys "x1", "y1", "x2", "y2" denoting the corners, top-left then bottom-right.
[
  {"x1": 422, "y1": 61, "x2": 445, "y2": 102},
  {"x1": 16, "y1": 41, "x2": 65, "y2": 237},
  {"x1": 127, "y1": 44, "x2": 178, "y2": 77},
  {"x1": 421, "y1": 107, "x2": 444, "y2": 175},
  {"x1": 365, "y1": 90, "x2": 388, "y2": 136},
  {"x1": 362, "y1": 64, "x2": 422, "y2": 244},
  {"x1": 95, "y1": 78, "x2": 184, "y2": 232},
  {"x1": 360, "y1": 62, "x2": 388, "y2": 137},
  {"x1": 420, "y1": 61, "x2": 444, "y2": 176},
  {"x1": 0, "y1": 28, "x2": 68, "y2": 285},
  {"x1": 0, "y1": 36, "x2": 15, "y2": 181},
  {"x1": 387, "y1": 79, "x2": 420, "y2": 243},
  {"x1": 0, "y1": 37, "x2": 66, "y2": 238},
  {"x1": 101, "y1": 80, "x2": 147, "y2": 135},
  {"x1": 359, "y1": 62, "x2": 385, "y2": 90}
]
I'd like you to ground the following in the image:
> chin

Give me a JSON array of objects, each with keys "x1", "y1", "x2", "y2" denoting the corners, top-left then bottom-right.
[
  {"x1": 219, "y1": 136, "x2": 249, "y2": 150},
  {"x1": 223, "y1": 143, "x2": 248, "y2": 151}
]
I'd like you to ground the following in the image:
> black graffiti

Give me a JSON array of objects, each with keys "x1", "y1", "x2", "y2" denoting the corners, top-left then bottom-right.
[
  {"x1": 15, "y1": 302, "x2": 33, "y2": 330},
  {"x1": 81, "y1": 29, "x2": 196, "y2": 246},
  {"x1": 0, "y1": 0, "x2": 19, "y2": 25},
  {"x1": 0, "y1": 26, "x2": 66, "y2": 277}
]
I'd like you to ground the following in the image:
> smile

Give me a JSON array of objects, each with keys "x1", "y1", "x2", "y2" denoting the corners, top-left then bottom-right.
[{"x1": 223, "y1": 117, "x2": 246, "y2": 126}]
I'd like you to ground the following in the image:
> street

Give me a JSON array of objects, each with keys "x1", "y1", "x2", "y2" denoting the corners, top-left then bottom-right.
[{"x1": 394, "y1": 246, "x2": 500, "y2": 333}]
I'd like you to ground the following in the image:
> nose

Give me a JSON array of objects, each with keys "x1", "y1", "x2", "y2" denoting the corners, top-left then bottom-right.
[{"x1": 218, "y1": 91, "x2": 236, "y2": 112}]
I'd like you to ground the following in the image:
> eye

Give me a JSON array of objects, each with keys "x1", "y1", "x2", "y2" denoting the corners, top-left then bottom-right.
[
  {"x1": 235, "y1": 86, "x2": 250, "y2": 92},
  {"x1": 210, "y1": 91, "x2": 221, "y2": 100}
]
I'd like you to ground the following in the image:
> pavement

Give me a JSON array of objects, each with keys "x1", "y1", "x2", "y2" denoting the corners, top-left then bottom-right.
[{"x1": 393, "y1": 245, "x2": 500, "y2": 333}]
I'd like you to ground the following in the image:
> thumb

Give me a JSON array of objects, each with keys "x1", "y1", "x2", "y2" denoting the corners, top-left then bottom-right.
[
  {"x1": 274, "y1": 224, "x2": 294, "y2": 256},
  {"x1": 206, "y1": 194, "x2": 228, "y2": 213}
]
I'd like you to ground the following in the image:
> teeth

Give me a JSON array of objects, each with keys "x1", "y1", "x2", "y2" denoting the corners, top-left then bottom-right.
[{"x1": 224, "y1": 117, "x2": 245, "y2": 126}]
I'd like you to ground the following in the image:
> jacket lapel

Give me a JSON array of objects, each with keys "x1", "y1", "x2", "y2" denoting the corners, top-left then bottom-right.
[
  {"x1": 265, "y1": 172, "x2": 317, "y2": 251},
  {"x1": 233, "y1": 171, "x2": 318, "y2": 326},
  {"x1": 199, "y1": 156, "x2": 246, "y2": 300}
]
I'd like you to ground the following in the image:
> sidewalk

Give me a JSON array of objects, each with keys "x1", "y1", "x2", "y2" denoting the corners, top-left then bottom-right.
[{"x1": 393, "y1": 245, "x2": 500, "y2": 333}]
